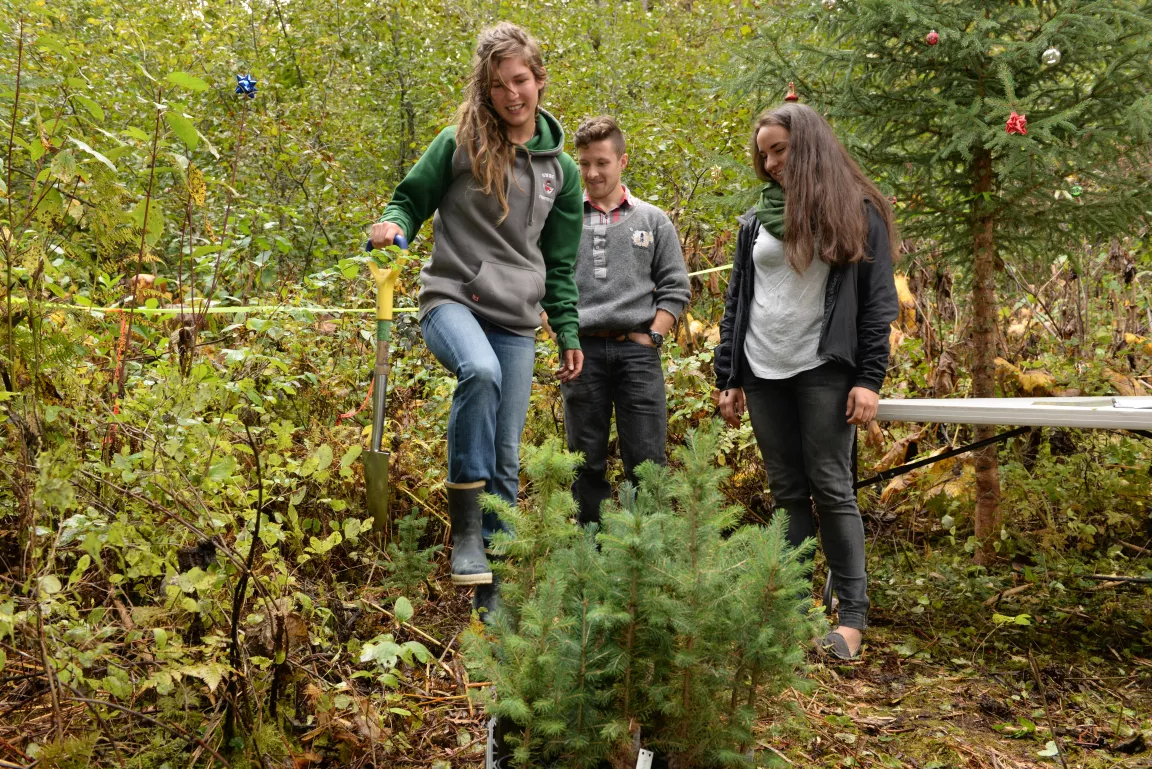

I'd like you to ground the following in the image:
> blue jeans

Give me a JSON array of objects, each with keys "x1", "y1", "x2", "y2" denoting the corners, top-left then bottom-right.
[
  {"x1": 561, "y1": 338, "x2": 668, "y2": 524},
  {"x1": 742, "y1": 362, "x2": 869, "y2": 631},
  {"x1": 420, "y1": 303, "x2": 535, "y2": 540}
]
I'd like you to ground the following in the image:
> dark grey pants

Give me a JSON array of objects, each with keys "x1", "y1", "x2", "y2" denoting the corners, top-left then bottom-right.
[
  {"x1": 561, "y1": 338, "x2": 668, "y2": 525},
  {"x1": 743, "y1": 362, "x2": 869, "y2": 630}
]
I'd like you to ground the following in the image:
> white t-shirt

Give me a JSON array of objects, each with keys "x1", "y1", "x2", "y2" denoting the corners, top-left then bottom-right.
[{"x1": 742, "y1": 225, "x2": 830, "y2": 380}]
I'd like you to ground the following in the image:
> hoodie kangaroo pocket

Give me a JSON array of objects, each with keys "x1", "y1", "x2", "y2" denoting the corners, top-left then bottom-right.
[{"x1": 461, "y1": 261, "x2": 546, "y2": 329}]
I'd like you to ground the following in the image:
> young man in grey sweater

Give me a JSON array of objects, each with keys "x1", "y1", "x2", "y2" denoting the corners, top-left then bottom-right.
[{"x1": 561, "y1": 116, "x2": 691, "y2": 524}]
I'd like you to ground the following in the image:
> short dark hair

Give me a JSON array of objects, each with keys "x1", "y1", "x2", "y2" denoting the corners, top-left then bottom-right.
[{"x1": 574, "y1": 115, "x2": 626, "y2": 157}]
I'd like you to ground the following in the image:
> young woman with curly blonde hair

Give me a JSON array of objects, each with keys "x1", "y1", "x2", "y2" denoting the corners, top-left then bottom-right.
[{"x1": 370, "y1": 23, "x2": 584, "y2": 614}]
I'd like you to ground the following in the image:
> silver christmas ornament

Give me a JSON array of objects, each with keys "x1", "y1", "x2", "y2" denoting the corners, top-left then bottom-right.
[
  {"x1": 1042, "y1": 46, "x2": 1061, "y2": 65},
  {"x1": 821, "y1": 0, "x2": 837, "y2": 9}
]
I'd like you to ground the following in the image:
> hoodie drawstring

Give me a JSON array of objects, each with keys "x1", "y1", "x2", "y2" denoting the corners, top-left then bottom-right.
[{"x1": 526, "y1": 151, "x2": 536, "y2": 227}]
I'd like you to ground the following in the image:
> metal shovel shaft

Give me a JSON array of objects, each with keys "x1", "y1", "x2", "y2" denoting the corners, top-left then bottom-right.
[{"x1": 364, "y1": 256, "x2": 401, "y2": 539}]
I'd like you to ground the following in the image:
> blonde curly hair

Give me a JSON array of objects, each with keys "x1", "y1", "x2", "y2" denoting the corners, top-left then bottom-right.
[{"x1": 455, "y1": 22, "x2": 548, "y2": 223}]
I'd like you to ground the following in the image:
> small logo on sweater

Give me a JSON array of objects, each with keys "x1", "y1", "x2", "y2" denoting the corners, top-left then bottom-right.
[
  {"x1": 543, "y1": 179, "x2": 554, "y2": 195},
  {"x1": 632, "y1": 230, "x2": 653, "y2": 248},
  {"x1": 471, "y1": 294, "x2": 480, "y2": 302}
]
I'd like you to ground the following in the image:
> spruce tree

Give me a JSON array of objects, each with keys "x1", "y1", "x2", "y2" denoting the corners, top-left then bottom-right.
[
  {"x1": 550, "y1": 529, "x2": 617, "y2": 766},
  {"x1": 722, "y1": 518, "x2": 820, "y2": 757},
  {"x1": 739, "y1": 0, "x2": 1152, "y2": 563},
  {"x1": 464, "y1": 424, "x2": 825, "y2": 768},
  {"x1": 659, "y1": 429, "x2": 746, "y2": 764},
  {"x1": 383, "y1": 511, "x2": 442, "y2": 601},
  {"x1": 595, "y1": 469, "x2": 678, "y2": 752}
]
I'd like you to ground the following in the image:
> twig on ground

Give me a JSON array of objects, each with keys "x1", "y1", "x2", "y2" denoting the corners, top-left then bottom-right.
[
  {"x1": 34, "y1": 607, "x2": 62, "y2": 742},
  {"x1": 60, "y1": 683, "x2": 127, "y2": 769},
  {"x1": 983, "y1": 582, "x2": 1032, "y2": 607},
  {"x1": 0, "y1": 736, "x2": 28, "y2": 762},
  {"x1": 755, "y1": 742, "x2": 793, "y2": 764},
  {"x1": 361, "y1": 599, "x2": 454, "y2": 655},
  {"x1": 394, "y1": 482, "x2": 449, "y2": 527},
  {"x1": 1083, "y1": 574, "x2": 1152, "y2": 585},
  {"x1": 1028, "y1": 651, "x2": 1069, "y2": 769},
  {"x1": 64, "y1": 697, "x2": 230, "y2": 767},
  {"x1": 0, "y1": 760, "x2": 32, "y2": 769}
]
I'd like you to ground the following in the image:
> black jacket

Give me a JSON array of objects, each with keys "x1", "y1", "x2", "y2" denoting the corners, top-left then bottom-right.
[{"x1": 714, "y1": 204, "x2": 898, "y2": 393}]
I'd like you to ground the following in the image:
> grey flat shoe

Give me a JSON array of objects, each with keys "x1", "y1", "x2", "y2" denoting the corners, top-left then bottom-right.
[{"x1": 819, "y1": 631, "x2": 862, "y2": 660}]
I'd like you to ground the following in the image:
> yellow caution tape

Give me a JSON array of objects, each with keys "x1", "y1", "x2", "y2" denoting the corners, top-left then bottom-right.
[{"x1": 4, "y1": 264, "x2": 730, "y2": 317}]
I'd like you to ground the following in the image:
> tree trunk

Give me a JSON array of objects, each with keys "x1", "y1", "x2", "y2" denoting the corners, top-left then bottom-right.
[{"x1": 970, "y1": 147, "x2": 1001, "y2": 566}]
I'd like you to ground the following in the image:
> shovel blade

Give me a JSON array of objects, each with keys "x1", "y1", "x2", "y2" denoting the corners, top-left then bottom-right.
[{"x1": 364, "y1": 449, "x2": 391, "y2": 536}]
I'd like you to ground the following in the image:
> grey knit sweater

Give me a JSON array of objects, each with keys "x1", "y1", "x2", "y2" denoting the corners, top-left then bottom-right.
[{"x1": 574, "y1": 196, "x2": 691, "y2": 333}]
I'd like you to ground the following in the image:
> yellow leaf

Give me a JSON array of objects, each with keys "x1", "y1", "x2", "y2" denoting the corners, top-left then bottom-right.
[
  {"x1": 918, "y1": 450, "x2": 958, "y2": 483},
  {"x1": 187, "y1": 165, "x2": 206, "y2": 207},
  {"x1": 872, "y1": 429, "x2": 924, "y2": 473},
  {"x1": 889, "y1": 324, "x2": 905, "y2": 354},
  {"x1": 1125, "y1": 333, "x2": 1152, "y2": 356},
  {"x1": 994, "y1": 357, "x2": 1021, "y2": 377},
  {"x1": 880, "y1": 473, "x2": 916, "y2": 504},
  {"x1": 1007, "y1": 319, "x2": 1030, "y2": 338},
  {"x1": 940, "y1": 464, "x2": 975, "y2": 502},
  {"x1": 1017, "y1": 370, "x2": 1055, "y2": 396},
  {"x1": 893, "y1": 273, "x2": 917, "y2": 331},
  {"x1": 1104, "y1": 368, "x2": 1138, "y2": 397}
]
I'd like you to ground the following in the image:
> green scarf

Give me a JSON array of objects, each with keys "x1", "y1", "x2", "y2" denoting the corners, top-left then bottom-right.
[{"x1": 754, "y1": 181, "x2": 785, "y2": 239}]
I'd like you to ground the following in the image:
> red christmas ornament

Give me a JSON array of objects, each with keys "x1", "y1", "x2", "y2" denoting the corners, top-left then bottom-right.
[
  {"x1": 925, "y1": 30, "x2": 939, "y2": 45},
  {"x1": 1006, "y1": 111, "x2": 1028, "y2": 135},
  {"x1": 784, "y1": 81, "x2": 799, "y2": 102}
]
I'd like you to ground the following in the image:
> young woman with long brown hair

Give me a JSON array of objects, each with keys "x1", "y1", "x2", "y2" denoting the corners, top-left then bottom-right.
[
  {"x1": 369, "y1": 22, "x2": 584, "y2": 615},
  {"x1": 715, "y1": 103, "x2": 899, "y2": 659}
]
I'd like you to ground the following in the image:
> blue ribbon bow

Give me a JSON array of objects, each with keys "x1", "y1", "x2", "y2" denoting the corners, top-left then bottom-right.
[{"x1": 235, "y1": 74, "x2": 258, "y2": 99}]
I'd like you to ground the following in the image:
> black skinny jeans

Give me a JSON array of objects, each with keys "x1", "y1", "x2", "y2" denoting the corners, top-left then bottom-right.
[
  {"x1": 742, "y1": 361, "x2": 869, "y2": 630},
  {"x1": 561, "y1": 338, "x2": 668, "y2": 525}
]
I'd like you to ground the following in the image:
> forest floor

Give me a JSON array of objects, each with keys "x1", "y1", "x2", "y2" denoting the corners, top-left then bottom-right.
[{"x1": 1, "y1": 496, "x2": 1148, "y2": 769}]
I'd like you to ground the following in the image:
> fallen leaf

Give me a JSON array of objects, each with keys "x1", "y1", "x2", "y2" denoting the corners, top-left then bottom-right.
[
  {"x1": 880, "y1": 473, "x2": 916, "y2": 504},
  {"x1": 932, "y1": 347, "x2": 960, "y2": 397},
  {"x1": 873, "y1": 429, "x2": 924, "y2": 473},
  {"x1": 1017, "y1": 370, "x2": 1055, "y2": 396},
  {"x1": 889, "y1": 325, "x2": 906, "y2": 355},
  {"x1": 1104, "y1": 368, "x2": 1137, "y2": 396},
  {"x1": 893, "y1": 273, "x2": 917, "y2": 331}
]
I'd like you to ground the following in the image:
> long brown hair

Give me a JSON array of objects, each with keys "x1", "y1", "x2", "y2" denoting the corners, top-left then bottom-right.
[
  {"x1": 750, "y1": 103, "x2": 898, "y2": 272},
  {"x1": 455, "y1": 22, "x2": 548, "y2": 223}
]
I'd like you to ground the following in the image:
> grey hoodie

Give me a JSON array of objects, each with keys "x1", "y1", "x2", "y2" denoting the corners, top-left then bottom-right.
[{"x1": 379, "y1": 110, "x2": 583, "y2": 349}]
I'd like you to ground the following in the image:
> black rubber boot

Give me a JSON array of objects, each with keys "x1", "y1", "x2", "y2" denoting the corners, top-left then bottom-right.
[
  {"x1": 446, "y1": 481, "x2": 492, "y2": 585},
  {"x1": 472, "y1": 575, "x2": 501, "y2": 623}
]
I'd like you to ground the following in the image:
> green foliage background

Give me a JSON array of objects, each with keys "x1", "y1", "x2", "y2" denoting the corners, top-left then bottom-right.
[{"x1": 1, "y1": 0, "x2": 1151, "y2": 766}]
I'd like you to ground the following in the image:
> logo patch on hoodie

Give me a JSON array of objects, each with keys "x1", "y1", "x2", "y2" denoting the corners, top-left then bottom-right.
[{"x1": 543, "y1": 179, "x2": 554, "y2": 195}]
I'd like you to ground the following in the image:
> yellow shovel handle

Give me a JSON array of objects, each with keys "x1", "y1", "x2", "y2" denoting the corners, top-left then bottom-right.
[{"x1": 366, "y1": 261, "x2": 400, "y2": 321}]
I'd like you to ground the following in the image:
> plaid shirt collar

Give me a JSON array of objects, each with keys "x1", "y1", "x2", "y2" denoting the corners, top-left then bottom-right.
[{"x1": 584, "y1": 185, "x2": 632, "y2": 225}]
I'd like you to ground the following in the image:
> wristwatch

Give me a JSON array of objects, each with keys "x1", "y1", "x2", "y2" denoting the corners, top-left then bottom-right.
[{"x1": 647, "y1": 330, "x2": 664, "y2": 348}]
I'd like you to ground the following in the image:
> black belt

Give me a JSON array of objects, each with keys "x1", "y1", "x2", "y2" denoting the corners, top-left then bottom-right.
[{"x1": 579, "y1": 329, "x2": 633, "y2": 340}]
